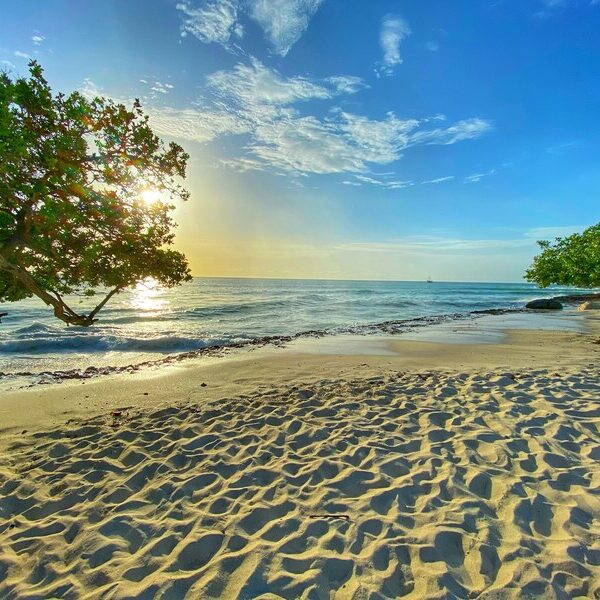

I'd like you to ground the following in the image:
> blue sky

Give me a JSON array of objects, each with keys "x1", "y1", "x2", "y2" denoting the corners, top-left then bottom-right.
[{"x1": 2, "y1": 0, "x2": 599, "y2": 281}]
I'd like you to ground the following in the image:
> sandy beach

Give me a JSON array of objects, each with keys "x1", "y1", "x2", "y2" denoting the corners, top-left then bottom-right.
[
  {"x1": 0, "y1": 312, "x2": 599, "y2": 599},
  {"x1": 3, "y1": 3, "x2": 599, "y2": 597}
]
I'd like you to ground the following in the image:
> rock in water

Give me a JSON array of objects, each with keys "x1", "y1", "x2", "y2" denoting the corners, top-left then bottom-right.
[{"x1": 525, "y1": 298, "x2": 563, "y2": 310}]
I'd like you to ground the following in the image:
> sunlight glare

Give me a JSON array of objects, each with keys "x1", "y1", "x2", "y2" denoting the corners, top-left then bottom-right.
[
  {"x1": 131, "y1": 277, "x2": 168, "y2": 312},
  {"x1": 140, "y1": 189, "x2": 162, "y2": 206}
]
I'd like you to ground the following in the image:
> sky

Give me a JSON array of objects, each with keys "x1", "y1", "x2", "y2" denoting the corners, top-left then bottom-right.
[{"x1": 2, "y1": 0, "x2": 599, "y2": 282}]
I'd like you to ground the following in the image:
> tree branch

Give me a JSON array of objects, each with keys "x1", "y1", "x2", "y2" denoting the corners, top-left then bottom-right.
[{"x1": 88, "y1": 285, "x2": 122, "y2": 321}]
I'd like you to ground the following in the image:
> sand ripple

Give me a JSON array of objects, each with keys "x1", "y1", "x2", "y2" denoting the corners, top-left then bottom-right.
[{"x1": 0, "y1": 367, "x2": 599, "y2": 598}]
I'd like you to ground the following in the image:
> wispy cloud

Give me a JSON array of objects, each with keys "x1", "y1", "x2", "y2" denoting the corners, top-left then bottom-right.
[
  {"x1": 546, "y1": 140, "x2": 582, "y2": 155},
  {"x1": 525, "y1": 225, "x2": 586, "y2": 239},
  {"x1": 354, "y1": 174, "x2": 414, "y2": 189},
  {"x1": 139, "y1": 79, "x2": 175, "y2": 96},
  {"x1": 351, "y1": 173, "x2": 479, "y2": 190},
  {"x1": 412, "y1": 120, "x2": 493, "y2": 146},
  {"x1": 242, "y1": 110, "x2": 490, "y2": 175},
  {"x1": 176, "y1": 0, "x2": 241, "y2": 46},
  {"x1": 14, "y1": 50, "x2": 31, "y2": 59},
  {"x1": 79, "y1": 77, "x2": 248, "y2": 144},
  {"x1": 337, "y1": 235, "x2": 535, "y2": 255},
  {"x1": 541, "y1": 0, "x2": 599, "y2": 7},
  {"x1": 175, "y1": 0, "x2": 324, "y2": 56},
  {"x1": 219, "y1": 157, "x2": 267, "y2": 172},
  {"x1": 162, "y1": 60, "x2": 490, "y2": 175},
  {"x1": 31, "y1": 35, "x2": 45, "y2": 46},
  {"x1": 206, "y1": 58, "x2": 365, "y2": 106},
  {"x1": 79, "y1": 60, "x2": 491, "y2": 178},
  {"x1": 248, "y1": 0, "x2": 325, "y2": 56},
  {"x1": 422, "y1": 176, "x2": 455, "y2": 184},
  {"x1": 377, "y1": 15, "x2": 411, "y2": 77},
  {"x1": 464, "y1": 168, "x2": 496, "y2": 183},
  {"x1": 536, "y1": 0, "x2": 599, "y2": 17},
  {"x1": 150, "y1": 107, "x2": 249, "y2": 143},
  {"x1": 79, "y1": 78, "x2": 103, "y2": 99}
]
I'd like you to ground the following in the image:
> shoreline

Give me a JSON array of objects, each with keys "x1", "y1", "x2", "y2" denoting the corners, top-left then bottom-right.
[
  {"x1": 1, "y1": 310, "x2": 598, "y2": 434},
  {"x1": 1, "y1": 292, "x2": 597, "y2": 388},
  {"x1": 2, "y1": 306, "x2": 522, "y2": 384}
]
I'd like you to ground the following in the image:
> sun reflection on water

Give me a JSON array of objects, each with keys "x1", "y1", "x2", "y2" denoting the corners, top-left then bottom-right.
[{"x1": 131, "y1": 277, "x2": 168, "y2": 312}]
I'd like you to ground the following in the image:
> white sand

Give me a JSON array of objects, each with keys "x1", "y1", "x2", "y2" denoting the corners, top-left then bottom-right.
[{"x1": 0, "y1": 316, "x2": 599, "y2": 598}]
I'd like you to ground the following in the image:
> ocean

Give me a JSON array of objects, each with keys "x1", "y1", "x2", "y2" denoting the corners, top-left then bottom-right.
[{"x1": 0, "y1": 278, "x2": 584, "y2": 380}]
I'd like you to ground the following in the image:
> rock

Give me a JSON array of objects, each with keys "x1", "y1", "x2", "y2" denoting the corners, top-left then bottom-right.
[
  {"x1": 577, "y1": 301, "x2": 600, "y2": 311},
  {"x1": 553, "y1": 293, "x2": 600, "y2": 304},
  {"x1": 525, "y1": 298, "x2": 563, "y2": 310}
]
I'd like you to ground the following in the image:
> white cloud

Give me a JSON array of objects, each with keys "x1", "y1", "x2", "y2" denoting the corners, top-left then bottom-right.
[
  {"x1": 355, "y1": 174, "x2": 414, "y2": 189},
  {"x1": 465, "y1": 174, "x2": 486, "y2": 183},
  {"x1": 336, "y1": 111, "x2": 419, "y2": 164},
  {"x1": 32, "y1": 35, "x2": 45, "y2": 46},
  {"x1": 149, "y1": 107, "x2": 249, "y2": 143},
  {"x1": 160, "y1": 61, "x2": 490, "y2": 175},
  {"x1": 14, "y1": 50, "x2": 31, "y2": 59},
  {"x1": 337, "y1": 235, "x2": 535, "y2": 255},
  {"x1": 140, "y1": 79, "x2": 175, "y2": 96},
  {"x1": 219, "y1": 157, "x2": 267, "y2": 172},
  {"x1": 464, "y1": 168, "x2": 496, "y2": 183},
  {"x1": 411, "y1": 119, "x2": 493, "y2": 146},
  {"x1": 175, "y1": 0, "x2": 324, "y2": 56},
  {"x1": 79, "y1": 78, "x2": 102, "y2": 99},
  {"x1": 76, "y1": 79, "x2": 243, "y2": 145},
  {"x1": 422, "y1": 176, "x2": 455, "y2": 184},
  {"x1": 425, "y1": 41, "x2": 439, "y2": 52},
  {"x1": 525, "y1": 225, "x2": 586, "y2": 239},
  {"x1": 248, "y1": 114, "x2": 368, "y2": 174},
  {"x1": 546, "y1": 140, "x2": 582, "y2": 155},
  {"x1": 377, "y1": 15, "x2": 411, "y2": 77},
  {"x1": 247, "y1": 0, "x2": 324, "y2": 56},
  {"x1": 242, "y1": 110, "x2": 491, "y2": 175},
  {"x1": 176, "y1": 0, "x2": 240, "y2": 45},
  {"x1": 80, "y1": 61, "x2": 491, "y2": 179},
  {"x1": 206, "y1": 58, "x2": 365, "y2": 106}
]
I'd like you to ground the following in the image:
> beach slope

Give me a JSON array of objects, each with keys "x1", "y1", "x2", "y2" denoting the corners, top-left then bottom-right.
[{"x1": 0, "y1": 318, "x2": 599, "y2": 599}]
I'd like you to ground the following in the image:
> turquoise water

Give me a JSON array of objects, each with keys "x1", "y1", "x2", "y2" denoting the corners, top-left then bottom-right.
[{"x1": 0, "y1": 278, "x2": 585, "y2": 376}]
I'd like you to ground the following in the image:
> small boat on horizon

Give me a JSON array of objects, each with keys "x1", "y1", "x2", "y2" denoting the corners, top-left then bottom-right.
[{"x1": 427, "y1": 277, "x2": 434, "y2": 283}]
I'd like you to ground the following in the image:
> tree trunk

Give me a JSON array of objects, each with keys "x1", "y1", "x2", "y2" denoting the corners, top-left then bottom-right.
[{"x1": 0, "y1": 255, "x2": 121, "y2": 326}]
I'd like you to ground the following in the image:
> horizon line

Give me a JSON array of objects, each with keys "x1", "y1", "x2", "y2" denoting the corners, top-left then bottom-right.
[{"x1": 187, "y1": 275, "x2": 540, "y2": 285}]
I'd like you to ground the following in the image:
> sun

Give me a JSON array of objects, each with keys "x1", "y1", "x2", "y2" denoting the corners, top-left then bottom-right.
[{"x1": 140, "y1": 189, "x2": 163, "y2": 205}]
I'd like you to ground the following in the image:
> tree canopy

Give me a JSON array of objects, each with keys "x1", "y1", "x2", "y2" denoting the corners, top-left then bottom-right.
[
  {"x1": 0, "y1": 62, "x2": 191, "y2": 326},
  {"x1": 525, "y1": 223, "x2": 600, "y2": 288}
]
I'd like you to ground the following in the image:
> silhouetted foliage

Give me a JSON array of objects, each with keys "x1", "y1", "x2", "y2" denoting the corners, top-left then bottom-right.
[
  {"x1": 0, "y1": 62, "x2": 191, "y2": 325},
  {"x1": 525, "y1": 223, "x2": 600, "y2": 288}
]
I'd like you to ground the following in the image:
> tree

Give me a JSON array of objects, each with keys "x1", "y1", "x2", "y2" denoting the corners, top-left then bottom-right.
[
  {"x1": 0, "y1": 62, "x2": 191, "y2": 326},
  {"x1": 525, "y1": 223, "x2": 600, "y2": 288}
]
